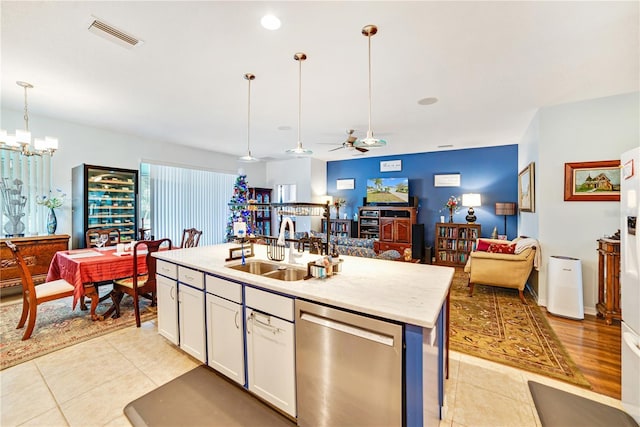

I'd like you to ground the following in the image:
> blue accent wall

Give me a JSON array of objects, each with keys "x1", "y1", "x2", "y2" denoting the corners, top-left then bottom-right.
[{"x1": 326, "y1": 145, "x2": 519, "y2": 251}]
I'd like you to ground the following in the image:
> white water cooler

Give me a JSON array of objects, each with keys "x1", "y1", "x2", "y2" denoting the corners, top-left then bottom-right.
[{"x1": 547, "y1": 256, "x2": 584, "y2": 320}]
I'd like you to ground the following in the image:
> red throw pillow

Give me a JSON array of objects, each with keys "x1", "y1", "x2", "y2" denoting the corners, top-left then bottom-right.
[
  {"x1": 476, "y1": 239, "x2": 492, "y2": 252},
  {"x1": 487, "y1": 243, "x2": 516, "y2": 254}
]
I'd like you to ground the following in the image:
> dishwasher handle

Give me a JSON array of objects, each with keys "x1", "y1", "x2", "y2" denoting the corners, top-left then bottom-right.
[{"x1": 300, "y1": 312, "x2": 395, "y2": 347}]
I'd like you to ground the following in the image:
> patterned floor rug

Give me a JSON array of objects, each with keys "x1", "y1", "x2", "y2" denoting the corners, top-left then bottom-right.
[
  {"x1": 0, "y1": 294, "x2": 156, "y2": 370},
  {"x1": 449, "y1": 270, "x2": 591, "y2": 388}
]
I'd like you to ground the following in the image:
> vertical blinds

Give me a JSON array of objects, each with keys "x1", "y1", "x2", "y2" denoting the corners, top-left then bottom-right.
[
  {"x1": 148, "y1": 163, "x2": 235, "y2": 246},
  {"x1": 0, "y1": 150, "x2": 51, "y2": 236}
]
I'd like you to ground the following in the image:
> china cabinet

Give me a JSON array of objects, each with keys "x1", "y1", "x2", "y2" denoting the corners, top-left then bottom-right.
[{"x1": 72, "y1": 164, "x2": 138, "y2": 248}]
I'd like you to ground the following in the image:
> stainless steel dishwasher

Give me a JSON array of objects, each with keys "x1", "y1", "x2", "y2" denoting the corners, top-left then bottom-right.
[{"x1": 295, "y1": 299, "x2": 403, "y2": 427}]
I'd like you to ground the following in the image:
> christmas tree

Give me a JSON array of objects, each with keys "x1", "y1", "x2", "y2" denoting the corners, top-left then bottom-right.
[{"x1": 225, "y1": 173, "x2": 253, "y2": 240}]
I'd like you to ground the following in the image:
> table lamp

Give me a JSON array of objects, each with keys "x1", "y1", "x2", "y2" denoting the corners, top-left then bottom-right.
[
  {"x1": 462, "y1": 193, "x2": 481, "y2": 223},
  {"x1": 495, "y1": 202, "x2": 517, "y2": 235}
]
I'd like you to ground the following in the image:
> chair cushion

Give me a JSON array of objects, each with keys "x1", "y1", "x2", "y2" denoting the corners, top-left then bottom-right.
[
  {"x1": 35, "y1": 279, "x2": 74, "y2": 298},
  {"x1": 114, "y1": 275, "x2": 149, "y2": 289},
  {"x1": 487, "y1": 243, "x2": 516, "y2": 254}
]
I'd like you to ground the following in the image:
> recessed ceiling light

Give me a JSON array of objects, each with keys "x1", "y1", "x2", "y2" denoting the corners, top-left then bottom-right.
[
  {"x1": 438, "y1": 144, "x2": 454, "y2": 148},
  {"x1": 261, "y1": 15, "x2": 281, "y2": 30},
  {"x1": 418, "y1": 97, "x2": 438, "y2": 106},
  {"x1": 278, "y1": 125, "x2": 292, "y2": 131}
]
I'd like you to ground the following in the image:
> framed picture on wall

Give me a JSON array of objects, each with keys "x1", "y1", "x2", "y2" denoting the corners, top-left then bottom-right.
[
  {"x1": 336, "y1": 178, "x2": 355, "y2": 190},
  {"x1": 518, "y1": 162, "x2": 535, "y2": 212},
  {"x1": 564, "y1": 160, "x2": 621, "y2": 201}
]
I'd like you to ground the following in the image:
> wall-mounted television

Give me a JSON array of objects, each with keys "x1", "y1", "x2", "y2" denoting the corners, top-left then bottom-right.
[{"x1": 366, "y1": 177, "x2": 409, "y2": 204}]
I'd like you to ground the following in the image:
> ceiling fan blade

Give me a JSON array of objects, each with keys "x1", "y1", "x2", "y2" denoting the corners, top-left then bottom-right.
[
  {"x1": 329, "y1": 146, "x2": 345, "y2": 152},
  {"x1": 355, "y1": 146, "x2": 369, "y2": 153}
]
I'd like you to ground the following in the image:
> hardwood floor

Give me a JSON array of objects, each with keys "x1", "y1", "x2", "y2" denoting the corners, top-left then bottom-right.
[{"x1": 544, "y1": 309, "x2": 621, "y2": 399}]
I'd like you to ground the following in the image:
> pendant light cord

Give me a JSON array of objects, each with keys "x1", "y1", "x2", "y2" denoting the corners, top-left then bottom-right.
[
  {"x1": 247, "y1": 77, "x2": 251, "y2": 154},
  {"x1": 367, "y1": 32, "x2": 372, "y2": 136},
  {"x1": 297, "y1": 56, "x2": 302, "y2": 148}
]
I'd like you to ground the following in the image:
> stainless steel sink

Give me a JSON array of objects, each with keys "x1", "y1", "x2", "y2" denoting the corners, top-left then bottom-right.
[
  {"x1": 226, "y1": 260, "x2": 306, "y2": 281},
  {"x1": 227, "y1": 260, "x2": 281, "y2": 275},
  {"x1": 262, "y1": 268, "x2": 307, "y2": 281}
]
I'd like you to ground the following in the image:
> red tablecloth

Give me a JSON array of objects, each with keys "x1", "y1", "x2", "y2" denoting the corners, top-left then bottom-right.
[{"x1": 46, "y1": 247, "x2": 148, "y2": 309}]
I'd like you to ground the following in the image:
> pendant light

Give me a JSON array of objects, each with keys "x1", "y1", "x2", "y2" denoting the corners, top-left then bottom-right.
[
  {"x1": 355, "y1": 24, "x2": 386, "y2": 148},
  {"x1": 238, "y1": 73, "x2": 260, "y2": 163},
  {"x1": 285, "y1": 52, "x2": 313, "y2": 156},
  {"x1": 0, "y1": 81, "x2": 59, "y2": 156}
]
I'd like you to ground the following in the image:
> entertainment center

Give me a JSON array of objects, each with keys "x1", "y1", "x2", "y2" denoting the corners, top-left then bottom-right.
[{"x1": 358, "y1": 206, "x2": 417, "y2": 255}]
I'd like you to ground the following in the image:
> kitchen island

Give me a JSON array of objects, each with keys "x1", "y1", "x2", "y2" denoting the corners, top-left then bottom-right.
[{"x1": 153, "y1": 243, "x2": 454, "y2": 427}]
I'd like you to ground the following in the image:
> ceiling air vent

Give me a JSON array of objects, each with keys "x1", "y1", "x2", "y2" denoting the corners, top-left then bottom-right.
[{"x1": 88, "y1": 17, "x2": 143, "y2": 49}]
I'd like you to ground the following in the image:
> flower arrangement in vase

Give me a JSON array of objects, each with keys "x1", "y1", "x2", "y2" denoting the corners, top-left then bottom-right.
[
  {"x1": 36, "y1": 189, "x2": 66, "y2": 234},
  {"x1": 442, "y1": 195, "x2": 461, "y2": 223}
]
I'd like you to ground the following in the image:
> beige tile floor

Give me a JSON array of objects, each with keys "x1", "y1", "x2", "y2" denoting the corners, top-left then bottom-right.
[{"x1": 0, "y1": 319, "x2": 625, "y2": 427}]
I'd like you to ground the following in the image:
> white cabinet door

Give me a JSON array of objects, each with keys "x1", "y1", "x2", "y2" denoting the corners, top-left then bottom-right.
[
  {"x1": 206, "y1": 294, "x2": 245, "y2": 385},
  {"x1": 156, "y1": 274, "x2": 178, "y2": 345},
  {"x1": 246, "y1": 308, "x2": 296, "y2": 418},
  {"x1": 178, "y1": 284, "x2": 206, "y2": 362}
]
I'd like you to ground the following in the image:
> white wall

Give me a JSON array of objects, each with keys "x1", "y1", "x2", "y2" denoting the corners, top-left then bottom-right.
[
  {"x1": 532, "y1": 92, "x2": 639, "y2": 314},
  {"x1": 518, "y1": 111, "x2": 540, "y2": 239},
  {"x1": 265, "y1": 157, "x2": 327, "y2": 233},
  {"x1": 1, "y1": 109, "x2": 267, "y2": 239}
]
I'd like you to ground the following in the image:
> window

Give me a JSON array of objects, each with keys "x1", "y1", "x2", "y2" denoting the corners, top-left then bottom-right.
[
  {"x1": 141, "y1": 163, "x2": 235, "y2": 246},
  {"x1": 0, "y1": 151, "x2": 51, "y2": 236}
]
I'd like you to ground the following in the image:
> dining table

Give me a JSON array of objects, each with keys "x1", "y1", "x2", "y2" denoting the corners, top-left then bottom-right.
[{"x1": 46, "y1": 245, "x2": 149, "y2": 320}]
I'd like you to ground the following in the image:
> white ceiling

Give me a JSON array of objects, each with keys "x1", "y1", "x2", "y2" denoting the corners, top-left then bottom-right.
[{"x1": 1, "y1": 1, "x2": 638, "y2": 162}]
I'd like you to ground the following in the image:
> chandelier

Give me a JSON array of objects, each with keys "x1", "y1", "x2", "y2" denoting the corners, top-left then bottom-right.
[{"x1": 0, "y1": 81, "x2": 58, "y2": 156}]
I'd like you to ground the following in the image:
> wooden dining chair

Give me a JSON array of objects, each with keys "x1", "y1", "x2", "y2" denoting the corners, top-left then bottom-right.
[
  {"x1": 5, "y1": 241, "x2": 75, "y2": 340},
  {"x1": 85, "y1": 227, "x2": 121, "y2": 248},
  {"x1": 109, "y1": 238, "x2": 172, "y2": 327},
  {"x1": 180, "y1": 228, "x2": 203, "y2": 248}
]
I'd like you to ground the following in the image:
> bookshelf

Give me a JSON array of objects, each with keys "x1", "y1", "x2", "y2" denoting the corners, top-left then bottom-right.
[
  {"x1": 435, "y1": 223, "x2": 481, "y2": 267},
  {"x1": 321, "y1": 219, "x2": 357, "y2": 238}
]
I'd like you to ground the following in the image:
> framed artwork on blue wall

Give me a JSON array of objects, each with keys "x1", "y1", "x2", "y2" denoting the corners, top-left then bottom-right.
[
  {"x1": 336, "y1": 178, "x2": 355, "y2": 190},
  {"x1": 434, "y1": 174, "x2": 460, "y2": 187}
]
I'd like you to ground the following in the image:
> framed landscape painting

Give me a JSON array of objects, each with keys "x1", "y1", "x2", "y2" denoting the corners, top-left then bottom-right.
[
  {"x1": 518, "y1": 162, "x2": 535, "y2": 212},
  {"x1": 564, "y1": 160, "x2": 621, "y2": 201}
]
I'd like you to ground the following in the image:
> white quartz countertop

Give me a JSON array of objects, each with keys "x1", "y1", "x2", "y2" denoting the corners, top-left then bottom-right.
[{"x1": 153, "y1": 243, "x2": 454, "y2": 328}]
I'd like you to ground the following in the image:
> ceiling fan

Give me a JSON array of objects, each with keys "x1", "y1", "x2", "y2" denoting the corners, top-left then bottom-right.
[{"x1": 329, "y1": 129, "x2": 369, "y2": 153}]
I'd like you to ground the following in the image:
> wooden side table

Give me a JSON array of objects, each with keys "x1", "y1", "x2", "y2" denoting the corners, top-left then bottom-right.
[{"x1": 596, "y1": 238, "x2": 621, "y2": 325}]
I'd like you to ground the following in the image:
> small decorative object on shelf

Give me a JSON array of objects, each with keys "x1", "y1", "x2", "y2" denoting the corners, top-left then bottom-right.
[
  {"x1": 1, "y1": 178, "x2": 28, "y2": 237},
  {"x1": 442, "y1": 195, "x2": 461, "y2": 223},
  {"x1": 36, "y1": 188, "x2": 66, "y2": 235}
]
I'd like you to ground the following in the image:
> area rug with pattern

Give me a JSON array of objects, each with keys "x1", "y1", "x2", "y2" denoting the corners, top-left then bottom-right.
[
  {"x1": 0, "y1": 294, "x2": 156, "y2": 370},
  {"x1": 449, "y1": 270, "x2": 591, "y2": 388}
]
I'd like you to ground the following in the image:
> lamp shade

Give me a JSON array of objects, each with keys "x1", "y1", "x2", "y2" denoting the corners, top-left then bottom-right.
[
  {"x1": 462, "y1": 193, "x2": 481, "y2": 207},
  {"x1": 495, "y1": 202, "x2": 516, "y2": 216}
]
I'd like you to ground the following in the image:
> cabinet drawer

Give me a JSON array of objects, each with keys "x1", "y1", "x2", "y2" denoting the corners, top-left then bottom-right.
[
  {"x1": 157, "y1": 260, "x2": 177, "y2": 279},
  {"x1": 178, "y1": 266, "x2": 204, "y2": 290},
  {"x1": 245, "y1": 287, "x2": 294, "y2": 322},
  {"x1": 206, "y1": 275, "x2": 242, "y2": 304}
]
